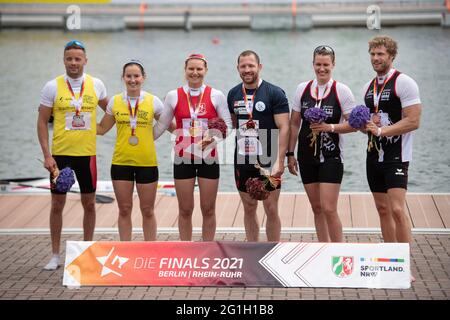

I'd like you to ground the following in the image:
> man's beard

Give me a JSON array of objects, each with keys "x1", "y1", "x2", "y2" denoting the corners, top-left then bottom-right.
[
  {"x1": 373, "y1": 61, "x2": 390, "y2": 74},
  {"x1": 241, "y1": 73, "x2": 258, "y2": 85}
]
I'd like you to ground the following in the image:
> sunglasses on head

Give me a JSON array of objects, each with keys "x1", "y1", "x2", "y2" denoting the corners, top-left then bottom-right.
[
  {"x1": 314, "y1": 45, "x2": 335, "y2": 55},
  {"x1": 64, "y1": 40, "x2": 85, "y2": 51}
]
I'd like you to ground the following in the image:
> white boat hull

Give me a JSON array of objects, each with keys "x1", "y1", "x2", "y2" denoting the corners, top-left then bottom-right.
[{"x1": 0, "y1": 179, "x2": 176, "y2": 194}]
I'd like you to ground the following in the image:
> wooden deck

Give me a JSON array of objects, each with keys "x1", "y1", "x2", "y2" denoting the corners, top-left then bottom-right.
[{"x1": 1, "y1": 192, "x2": 449, "y2": 231}]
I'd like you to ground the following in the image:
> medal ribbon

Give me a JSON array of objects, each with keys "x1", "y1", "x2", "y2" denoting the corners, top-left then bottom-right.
[
  {"x1": 242, "y1": 84, "x2": 258, "y2": 119},
  {"x1": 66, "y1": 79, "x2": 84, "y2": 115},
  {"x1": 127, "y1": 96, "x2": 139, "y2": 137},
  {"x1": 369, "y1": 73, "x2": 392, "y2": 153},
  {"x1": 314, "y1": 83, "x2": 328, "y2": 109},
  {"x1": 186, "y1": 88, "x2": 205, "y2": 127},
  {"x1": 372, "y1": 71, "x2": 395, "y2": 113}
]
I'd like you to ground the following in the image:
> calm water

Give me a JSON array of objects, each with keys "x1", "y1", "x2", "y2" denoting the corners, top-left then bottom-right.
[{"x1": 1, "y1": 27, "x2": 449, "y2": 192}]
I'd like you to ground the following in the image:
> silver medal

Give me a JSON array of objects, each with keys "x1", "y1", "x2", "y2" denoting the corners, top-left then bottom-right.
[{"x1": 128, "y1": 136, "x2": 139, "y2": 146}]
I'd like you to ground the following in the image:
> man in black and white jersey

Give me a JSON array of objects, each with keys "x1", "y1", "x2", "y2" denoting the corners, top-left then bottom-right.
[{"x1": 363, "y1": 36, "x2": 422, "y2": 246}]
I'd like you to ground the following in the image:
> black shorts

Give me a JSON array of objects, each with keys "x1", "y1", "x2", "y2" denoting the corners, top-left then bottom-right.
[
  {"x1": 173, "y1": 161, "x2": 219, "y2": 180},
  {"x1": 52, "y1": 155, "x2": 97, "y2": 194},
  {"x1": 234, "y1": 164, "x2": 282, "y2": 193},
  {"x1": 298, "y1": 161, "x2": 344, "y2": 185},
  {"x1": 367, "y1": 161, "x2": 409, "y2": 193},
  {"x1": 111, "y1": 165, "x2": 158, "y2": 184}
]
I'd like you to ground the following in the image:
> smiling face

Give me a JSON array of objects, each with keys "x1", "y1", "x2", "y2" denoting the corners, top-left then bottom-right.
[
  {"x1": 237, "y1": 53, "x2": 262, "y2": 89},
  {"x1": 313, "y1": 54, "x2": 334, "y2": 85},
  {"x1": 185, "y1": 58, "x2": 207, "y2": 88},
  {"x1": 63, "y1": 48, "x2": 87, "y2": 78},
  {"x1": 123, "y1": 64, "x2": 145, "y2": 96},
  {"x1": 370, "y1": 45, "x2": 394, "y2": 76}
]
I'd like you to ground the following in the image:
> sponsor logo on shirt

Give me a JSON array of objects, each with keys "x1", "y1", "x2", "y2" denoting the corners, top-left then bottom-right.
[
  {"x1": 255, "y1": 101, "x2": 266, "y2": 112},
  {"x1": 380, "y1": 89, "x2": 391, "y2": 101},
  {"x1": 322, "y1": 105, "x2": 334, "y2": 117}
]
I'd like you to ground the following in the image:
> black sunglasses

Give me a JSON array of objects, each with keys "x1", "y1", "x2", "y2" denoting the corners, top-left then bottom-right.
[{"x1": 314, "y1": 45, "x2": 335, "y2": 55}]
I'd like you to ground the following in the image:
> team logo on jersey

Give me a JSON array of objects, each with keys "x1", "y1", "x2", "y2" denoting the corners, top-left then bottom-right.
[
  {"x1": 301, "y1": 101, "x2": 310, "y2": 109},
  {"x1": 255, "y1": 101, "x2": 266, "y2": 112},
  {"x1": 196, "y1": 103, "x2": 207, "y2": 116}
]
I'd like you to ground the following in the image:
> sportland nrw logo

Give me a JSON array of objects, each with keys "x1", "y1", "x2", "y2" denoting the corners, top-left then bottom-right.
[
  {"x1": 332, "y1": 256, "x2": 354, "y2": 278},
  {"x1": 96, "y1": 247, "x2": 129, "y2": 277}
]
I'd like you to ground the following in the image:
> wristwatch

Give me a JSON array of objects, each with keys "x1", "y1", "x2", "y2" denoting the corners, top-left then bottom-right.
[{"x1": 285, "y1": 151, "x2": 295, "y2": 157}]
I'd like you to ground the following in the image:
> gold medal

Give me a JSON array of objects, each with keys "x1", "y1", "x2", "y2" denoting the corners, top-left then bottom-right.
[
  {"x1": 189, "y1": 126, "x2": 201, "y2": 137},
  {"x1": 128, "y1": 136, "x2": 139, "y2": 146},
  {"x1": 189, "y1": 119, "x2": 201, "y2": 137}
]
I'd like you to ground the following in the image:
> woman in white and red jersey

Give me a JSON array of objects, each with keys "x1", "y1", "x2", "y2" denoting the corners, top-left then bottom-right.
[{"x1": 154, "y1": 54, "x2": 232, "y2": 241}]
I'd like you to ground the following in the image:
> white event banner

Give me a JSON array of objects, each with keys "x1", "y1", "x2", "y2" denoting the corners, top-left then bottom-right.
[{"x1": 259, "y1": 242, "x2": 410, "y2": 289}]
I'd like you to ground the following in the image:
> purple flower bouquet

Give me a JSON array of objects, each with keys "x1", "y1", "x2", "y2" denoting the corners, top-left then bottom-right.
[
  {"x1": 55, "y1": 167, "x2": 75, "y2": 193},
  {"x1": 304, "y1": 107, "x2": 329, "y2": 124},
  {"x1": 348, "y1": 105, "x2": 370, "y2": 129},
  {"x1": 348, "y1": 105, "x2": 379, "y2": 152},
  {"x1": 303, "y1": 108, "x2": 329, "y2": 156}
]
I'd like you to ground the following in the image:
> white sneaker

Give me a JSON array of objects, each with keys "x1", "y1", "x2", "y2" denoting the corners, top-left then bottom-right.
[{"x1": 43, "y1": 255, "x2": 60, "y2": 271}]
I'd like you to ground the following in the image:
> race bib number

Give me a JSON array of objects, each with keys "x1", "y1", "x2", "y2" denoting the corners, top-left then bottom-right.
[
  {"x1": 65, "y1": 112, "x2": 91, "y2": 131},
  {"x1": 237, "y1": 137, "x2": 262, "y2": 156}
]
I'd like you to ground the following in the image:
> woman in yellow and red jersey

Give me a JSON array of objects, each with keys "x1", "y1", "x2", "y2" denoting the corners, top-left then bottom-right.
[{"x1": 97, "y1": 60, "x2": 163, "y2": 241}]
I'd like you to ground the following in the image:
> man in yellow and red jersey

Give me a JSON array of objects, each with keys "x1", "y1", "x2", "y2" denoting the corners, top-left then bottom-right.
[{"x1": 37, "y1": 40, "x2": 108, "y2": 270}]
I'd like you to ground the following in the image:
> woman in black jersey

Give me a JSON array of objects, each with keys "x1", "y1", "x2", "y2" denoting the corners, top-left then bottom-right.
[{"x1": 287, "y1": 46, "x2": 356, "y2": 242}]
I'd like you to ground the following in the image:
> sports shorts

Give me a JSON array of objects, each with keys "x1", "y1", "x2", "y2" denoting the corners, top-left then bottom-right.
[
  {"x1": 52, "y1": 155, "x2": 97, "y2": 194},
  {"x1": 298, "y1": 161, "x2": 344, "y2": 185},
  {"x1": 173, "y1": 161, "x2": 219, "y2": 180},
  {"x1": 366, "y1": 161, "x2": 409, "y2": 193},
  {"x1": 111, "y1": 165, "x2": 158, "y2": 184}
]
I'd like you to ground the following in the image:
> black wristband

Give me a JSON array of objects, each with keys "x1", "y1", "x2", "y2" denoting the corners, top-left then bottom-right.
[{"x1": 285, "y1": 151, "x2": 295, "y2": 157}]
